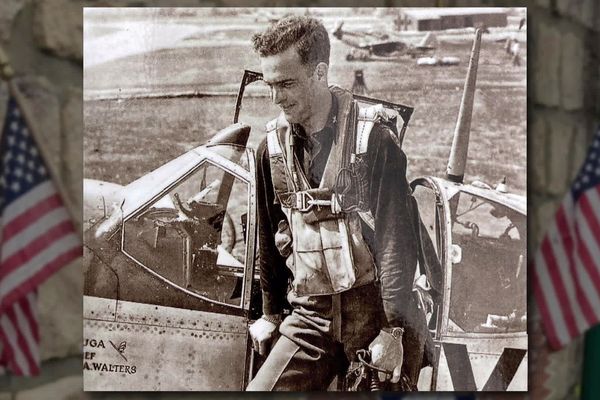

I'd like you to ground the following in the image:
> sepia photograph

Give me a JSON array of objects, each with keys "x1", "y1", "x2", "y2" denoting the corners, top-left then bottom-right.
[{"x1": 82, "y1": 7, "x2": 527, "y2": 392}]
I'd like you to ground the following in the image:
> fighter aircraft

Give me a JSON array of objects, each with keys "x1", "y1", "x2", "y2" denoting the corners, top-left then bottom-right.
[
  {"x1": 332, "y1": 21, "x2": 436, "y2": 61},
  {"x1": 83, "y1": 29, "x2": 526, "y2": 392}
]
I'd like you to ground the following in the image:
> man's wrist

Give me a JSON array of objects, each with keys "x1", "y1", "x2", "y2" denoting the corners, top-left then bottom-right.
[{"x1": 261, "y1": 314, "x2": 282, "y2": 325}]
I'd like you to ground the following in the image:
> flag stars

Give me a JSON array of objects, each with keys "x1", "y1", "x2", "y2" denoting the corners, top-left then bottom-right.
[
  {"x1": 14, "y1": 168, "x2": 23, "y2": 178},
  {"x1": 583, "y1": 175, "x2": 590, "y2": 184},
  {"x1": 586, "y1": 164, "x2": 593, "y2": 172},
  {"x1": 16, "y1": 154, "x2": 25, "y2": 164},
  {"x1": 10, "y1": 121, "x2": 18, "y2": 132},
  {"x1": 27, "y1": 160, "x2": 35, "y2": 170},
  {"x1": 7, "y1": 136, "x2": 15, "y2": 146},
  {"x1": 19, "y1": 141, "x2": 27, "y2": 151},
  {"x1": 11, "y1": 108, "x2": 20, "y2": 118},
  {"x1": 29, "y1": 147, "x2": 38, "y2": 157},
  {"x1": 25, "y1": 173, "x2": 33, "y2": 183},
  {"x1": 21, "y1": 127, "x2": 29, "y2": 137},
  {"x1": 10, "y1": 182, "x2": 20, "y2": 192},
  {"x1": 37, "y1": 165, "x2": 46, "y2": 176}
]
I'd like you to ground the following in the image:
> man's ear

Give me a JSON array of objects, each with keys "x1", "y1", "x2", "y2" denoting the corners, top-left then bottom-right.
[{"x1": 315, "y1": 62, "x2": 328, "y2": 82}]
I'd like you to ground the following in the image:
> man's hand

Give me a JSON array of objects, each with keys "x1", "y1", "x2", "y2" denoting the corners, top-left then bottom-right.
[
  {"x1": 249, "y1": 316, "x2": 280, "y2": 356},
  {"x1": 368, "y1": 328, "x2": 404, "y2": 383}
]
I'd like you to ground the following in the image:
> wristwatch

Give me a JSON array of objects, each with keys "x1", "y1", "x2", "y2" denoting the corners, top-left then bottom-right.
[{"x1": 382, "y1": 327, "x2": 404, "y2": 340}]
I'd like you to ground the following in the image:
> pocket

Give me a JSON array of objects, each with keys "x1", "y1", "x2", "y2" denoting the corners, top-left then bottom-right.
[
  {"x1": 320, "y1": 218, "x2": 355, "y2": 291},
  {"x1": 289, "y1": 211, "x2": 356, "y2": 295}
]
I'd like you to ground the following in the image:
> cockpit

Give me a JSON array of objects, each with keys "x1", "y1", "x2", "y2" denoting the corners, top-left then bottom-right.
[{"x1": 447, "y1": 189, "x2": 526, "y2": 334}]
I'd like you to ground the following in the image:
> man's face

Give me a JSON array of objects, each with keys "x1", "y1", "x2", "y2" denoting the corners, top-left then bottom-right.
[{"x1": 260, "y1": 47, "x2": 318, "y2": 125}]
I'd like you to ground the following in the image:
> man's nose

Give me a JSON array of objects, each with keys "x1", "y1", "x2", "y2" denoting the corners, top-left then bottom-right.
[{"x1": 272, "y1": 87, "x2": 285, "y2": 105}]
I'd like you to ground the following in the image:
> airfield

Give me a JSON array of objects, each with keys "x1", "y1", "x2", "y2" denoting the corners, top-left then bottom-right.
[{"x1": 84, "y1": 8, "x2": 526, "y2": 196}]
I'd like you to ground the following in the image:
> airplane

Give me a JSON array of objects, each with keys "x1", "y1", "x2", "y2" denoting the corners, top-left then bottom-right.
[
  {"x1": 83, "y1": 28, "x2": 526, "y2": 392},
  {"x1": 332, "y1": 21, "x2": 436, "y2": 61}
]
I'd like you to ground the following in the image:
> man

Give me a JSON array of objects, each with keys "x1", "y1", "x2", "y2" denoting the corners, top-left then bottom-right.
[{"x1": 247, "y1": 15, "x2": 432, "y2": 391}]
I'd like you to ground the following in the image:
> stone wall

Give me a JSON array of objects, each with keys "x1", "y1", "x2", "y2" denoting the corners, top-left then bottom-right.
[
  {"x1": 0, "y1": 0, "x2": 598, "y2": 398},
  {"x1": 527, "y1": 0, "x2": 599, "y2": 399}
]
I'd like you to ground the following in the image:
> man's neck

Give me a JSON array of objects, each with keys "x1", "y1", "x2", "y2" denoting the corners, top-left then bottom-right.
[{"x1": 300, "y1": 89, "x2": 332, "y2": 135}]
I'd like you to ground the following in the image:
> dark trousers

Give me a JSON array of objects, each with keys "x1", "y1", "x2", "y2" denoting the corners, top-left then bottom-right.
[
  {"x1": 247, "y1": 282, "x2": 428, "y2": 391},
  {"x1": 247, "y1": 283, "x2": 382, "y2": 391}
]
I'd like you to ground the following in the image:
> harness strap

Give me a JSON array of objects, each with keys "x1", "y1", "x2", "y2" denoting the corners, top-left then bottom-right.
[
  {"x1": 267, "y1": 126, "x2": 294, "y2": 205},
  {"x1": 355, "y1": 104, "x2": 398, "y2": 156},
  {"x1": 267, "y1": 128, "x2": 282, "y2": 155},
  {"x1": 353, "y1": 104, "x2": 398, "y2": 231},
  {"x1": 267, "y1": 103, "x2": 397, "y2": 231}
]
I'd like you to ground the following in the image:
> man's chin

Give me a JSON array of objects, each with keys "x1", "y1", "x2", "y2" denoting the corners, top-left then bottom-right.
[{"x1": 282, "y1": 111, "x2": 298, "y2": 124}]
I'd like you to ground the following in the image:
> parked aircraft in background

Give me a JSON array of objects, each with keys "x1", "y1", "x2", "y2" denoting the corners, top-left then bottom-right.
[{"x1": 332, "y1": 21, "x2": 436, "y2": 61}]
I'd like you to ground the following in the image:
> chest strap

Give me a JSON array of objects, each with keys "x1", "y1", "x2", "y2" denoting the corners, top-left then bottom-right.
[
  {"x1": 267, "y1": 129, "x2": 344, "y2": 216},
  {"x1": 266, "y1": 103, "x2": 399, "y2": 230}
]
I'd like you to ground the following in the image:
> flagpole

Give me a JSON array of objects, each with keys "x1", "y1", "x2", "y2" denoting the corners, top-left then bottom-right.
[{"x1": 0, "y1": 45, "x2": 82, "y2": 238}]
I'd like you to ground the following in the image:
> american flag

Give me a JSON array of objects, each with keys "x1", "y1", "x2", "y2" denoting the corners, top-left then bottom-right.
[
  {"x1": 533, "y1": 127, "x2": 600, "y2": 349},
  {"x1": 0, "y1": 96, "x2": 81, "y2": 375}
]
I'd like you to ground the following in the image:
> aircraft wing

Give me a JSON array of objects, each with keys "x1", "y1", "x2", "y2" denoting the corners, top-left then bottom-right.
[{"x1": 364, "y1": 40, "x2": 407, "y2": 56}]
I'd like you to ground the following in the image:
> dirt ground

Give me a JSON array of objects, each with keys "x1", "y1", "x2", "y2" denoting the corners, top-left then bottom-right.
[{"x1": 84, "y1": 9, "x2": 526, "y2": 195}]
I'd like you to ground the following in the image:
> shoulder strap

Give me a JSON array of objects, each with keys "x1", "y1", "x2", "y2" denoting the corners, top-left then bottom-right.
[
  {"x1": 355, "y1": 104, "x2": 398, "y2": 156},
  {"x1": 266, "y1": 118, "x2": 293, "y2": 203},
  {"x1": 353, "y1": 103, "x2": 398, "y2": 230}
]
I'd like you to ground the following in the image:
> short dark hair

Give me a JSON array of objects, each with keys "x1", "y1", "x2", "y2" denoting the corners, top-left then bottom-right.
[{"x1": 252, "y1": 15, "x2": 330, "y2": 68}]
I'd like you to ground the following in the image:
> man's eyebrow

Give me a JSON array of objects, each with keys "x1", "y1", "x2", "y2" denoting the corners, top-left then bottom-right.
[{"x1": 263, "y1": 78, "x2": 295, "y2": 86}]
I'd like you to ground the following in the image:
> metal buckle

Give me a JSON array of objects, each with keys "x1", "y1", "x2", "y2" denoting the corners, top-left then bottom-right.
[
  {"x1": 295, "y1": 191, "x2": 332, "y2": 212},
  {"x1": 296, "y1": 191, "x2": 312, "y2": 212}
]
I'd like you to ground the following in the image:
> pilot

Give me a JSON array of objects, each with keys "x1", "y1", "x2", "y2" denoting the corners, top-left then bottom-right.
[{"x1": 247, "y1": 15, "x2": 433, "y2": 391}]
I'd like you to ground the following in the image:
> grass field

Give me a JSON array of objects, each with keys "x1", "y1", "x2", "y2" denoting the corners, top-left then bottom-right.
[{"x1": 84, "y1": 11, "x2": 526, "y2": 195}]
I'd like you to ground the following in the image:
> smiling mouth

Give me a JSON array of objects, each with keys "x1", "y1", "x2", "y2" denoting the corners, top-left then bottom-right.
[{"x1": 282, "y1": 104, "x2": 295, "y2": 112}]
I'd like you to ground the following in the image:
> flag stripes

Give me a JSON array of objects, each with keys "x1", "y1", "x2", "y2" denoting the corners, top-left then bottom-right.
[
  {"x1": 533, "y1": 128, "x2": 600, "y2": 349},
  {"x1": 0, "y1": 292, "x2": 39, "y2": 375},
  {"x1": 0, "y1": 96, "x2": 81, "y2": 376}
]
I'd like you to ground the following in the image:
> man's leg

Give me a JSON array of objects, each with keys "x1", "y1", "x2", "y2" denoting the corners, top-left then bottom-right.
[{"x1": 246, "y1": 335, "x2": 344, "y2": 391}]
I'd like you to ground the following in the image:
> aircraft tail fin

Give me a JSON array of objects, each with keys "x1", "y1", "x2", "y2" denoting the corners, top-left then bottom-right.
[{"x1": 418, "y1": 32, "x2": 437, "y2": 49}]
